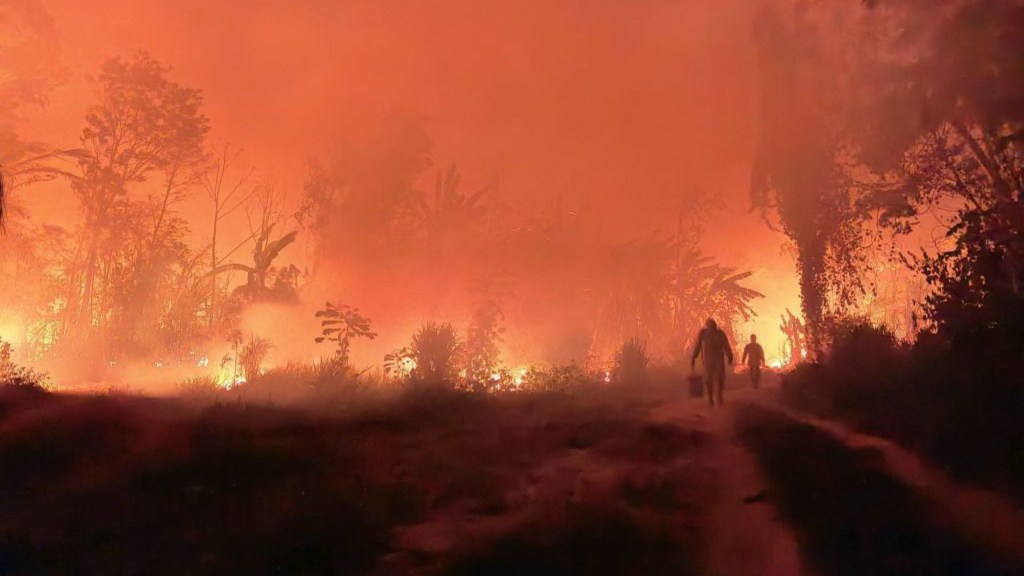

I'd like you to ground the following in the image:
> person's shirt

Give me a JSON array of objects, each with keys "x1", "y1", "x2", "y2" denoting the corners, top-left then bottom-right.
[
  {"x1": 692, "y1": 328, "x2": 734, "y2": 366},
  {"x1": 743, "y1": 342, "x2": 765, "y2": 366}
]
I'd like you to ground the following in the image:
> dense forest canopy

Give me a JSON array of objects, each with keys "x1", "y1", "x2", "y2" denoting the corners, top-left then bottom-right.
[{"x1": 752, "y1": 0, "x2": 1024, "y2": 353}]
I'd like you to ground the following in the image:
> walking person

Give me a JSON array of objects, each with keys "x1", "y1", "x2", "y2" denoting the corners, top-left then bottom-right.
[
  {"x1": 691, "y1": 318, "x2": 734, "y2": 406},
  {"x1": 742, "y1": 334, "x2": 766, "y2": 389}
]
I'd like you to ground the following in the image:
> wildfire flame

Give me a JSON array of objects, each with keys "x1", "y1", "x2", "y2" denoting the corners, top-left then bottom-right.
[
  {"x1": 215, "y1": 367, "x2": 246, "y2": 390},
  {"x1": 401, "y1": 357, "x2": 417, "y2": 373},
  {"x1": 513, "y1": 367, "x2": 528, "y2": 388}
]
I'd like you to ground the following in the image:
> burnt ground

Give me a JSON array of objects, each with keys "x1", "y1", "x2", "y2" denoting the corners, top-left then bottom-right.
[{"x1": 0, "y1": 379, "x2": 1022, "y2": 575}]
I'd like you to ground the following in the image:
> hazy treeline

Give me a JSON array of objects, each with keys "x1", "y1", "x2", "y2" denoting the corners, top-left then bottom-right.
[{"x1": 0, "y1": 2, "x2": 766, "y2": 380}]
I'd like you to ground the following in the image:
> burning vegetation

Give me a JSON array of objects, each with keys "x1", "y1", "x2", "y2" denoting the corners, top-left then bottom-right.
[
  {"x1": 0, "y1": 1, "x2": 804, "y2": 392},
  {"x1": 0, "y1": 41, "x2": 776, "y2": 393},
  {"x1": 1, "y1": 0, "x2": 1023, "y2": 573}
]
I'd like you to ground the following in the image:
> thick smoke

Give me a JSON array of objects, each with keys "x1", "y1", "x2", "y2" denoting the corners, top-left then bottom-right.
[{"x1": 6, "y1": 0, "x2": 812, "y2": 385}]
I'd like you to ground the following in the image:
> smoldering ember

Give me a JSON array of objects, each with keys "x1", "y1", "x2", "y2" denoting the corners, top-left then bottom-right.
[{"x1": 0, "y1": 1, "x2": 1022, "y2": 575}]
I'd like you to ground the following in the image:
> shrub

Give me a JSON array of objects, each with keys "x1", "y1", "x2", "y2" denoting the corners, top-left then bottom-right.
[
  {"x1": 613, "y1": 338, "x2": 650, "y2": 384},
  {"x1": 781, "y1": 317, "x2": 1024, "y2": 502},
  {"x1": 312, "y1": 355, "x2": 350, "y2": 383},
  {"x1": 520, "y1": 363, "x2": 597, "y2": 393},
  {"x1": 779, "y1": 363, "x2": 833, "y2": 415},
  {"x1": 238, "y1": 358, "x2": 369, "y2": 403},
  {"x1": 827, "y1": 319, "x2": 903, "y2": 377},
  {"x1": 239, "y1": 335, "x2": 273, "y2": 381},
  {"x1": 781, "y1": 320, "x2": 907, "y2": 419},
  {"x1": 177, "y1": 375, "x2": 221, "y2": 398},
  {"x1": 384, "y1": 346, "x2": 415, "y2": 380},
  {"x1": 410, "y1": 322, "x2": 462, "y2": 385},
  {"x1": 0, "y1": 339, "x2": 49, "y2": 389}
]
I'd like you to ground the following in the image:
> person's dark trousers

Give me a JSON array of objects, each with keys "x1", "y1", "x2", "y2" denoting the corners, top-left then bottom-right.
[{"x1": 705, "y1": 367, "x2": 725, "y2": 405}]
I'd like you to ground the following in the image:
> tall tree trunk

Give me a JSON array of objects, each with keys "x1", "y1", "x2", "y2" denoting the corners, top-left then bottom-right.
[
  {"x1": 797, "y1": 241, "x2": 825, "y2": 359},
  {"x1": 78, "y1": 228, "x2": 101, "y2": 330},
  {"x1": 208, "y1": 196, "x2": 219, "y2": 331},
  {"x1": 0, "y1": 166, "x2": 5, "y2": 228}
]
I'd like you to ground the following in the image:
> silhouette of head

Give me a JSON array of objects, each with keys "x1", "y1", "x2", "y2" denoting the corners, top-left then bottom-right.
[
  {"x1": 750, "y1": 334, "x2": 757, "y2": 343},
  {"x1": 705, "y1": 318, "x2": 717, "y2": 330}
]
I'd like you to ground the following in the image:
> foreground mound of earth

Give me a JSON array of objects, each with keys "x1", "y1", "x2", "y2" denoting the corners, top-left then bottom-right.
[{"x1": 0, "y1": 379, "x2": 1020, "y2": 575}]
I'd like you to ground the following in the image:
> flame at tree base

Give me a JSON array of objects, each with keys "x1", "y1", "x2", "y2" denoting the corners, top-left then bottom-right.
[{"x1": 215, "y1": 367, "x2": 246, "y2": 390}]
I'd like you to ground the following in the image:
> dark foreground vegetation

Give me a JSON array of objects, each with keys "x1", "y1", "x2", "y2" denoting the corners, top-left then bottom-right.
[
  {"x1": 735, "y1": 404, "x2": 1013, "y2": 576},
  {"x1": 751, "y1": 0, "x2": 1024, "y2": 517},
  {"x1": 0, "y1": 381, "x2": 712, "y2": 576},
  {"x1": 780, "y1": 320, "x2": 1024, "y2": 505}
]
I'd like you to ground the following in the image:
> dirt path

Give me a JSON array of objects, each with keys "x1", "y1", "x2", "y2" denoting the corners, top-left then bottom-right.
[
  {"x1": 375, "y1": 393, "x2": 716, "y2": 575},
  {"x1": 362, "y1": 381, "x2": 1024, "y2": 575},
  {"x1": 649, "y1": 393, "x2": 812, "y2": 576},
  {"x1": 376, "y1": 385, "x2": 814, "y2": 575}
]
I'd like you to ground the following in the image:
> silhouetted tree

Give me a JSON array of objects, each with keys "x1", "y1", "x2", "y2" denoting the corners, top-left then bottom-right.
[
  {"x1": 671, "y1": 246, "x2": 765, "y2": 346},
  {"x1": 464, "y1": 294, "x2": 505, "y2": 385},
  {"x1": 0, "y1": 0, "x2": 62, "y2": 117},
  {"x1": 66, "y1": 51, "x2": 208, "y2": 343},
  {"x1": 215, "y1": 224, "x2": 298, "y2": 302},
  {"x1": 0, "y1": 0, "x2": 79, "y2": 227},
  {"x1": 592, "y1": 237, "x2": 674, "y2": 354},
  {"x1": 314, "y1": 302, "x2": 377, "y2": 366},
  {"x1": 298, "y1": 114, "x2": 431, "y2": 269},
  {"x1": 415, "y1": 164, "x2": 491, "y2": 253},
  {"x1": 202, "y1": 143, "x2": 254, "y2": 329},
  {"x1": 0, "y1": 136, "x2": 85, "y2": 218},
  {"x1": 858, "y1": 0, "x2": 1024, "y2": 342},
  {"x1": 750, "y1": 5, "x2": 870, "y2": 355},
  {"x1": 210, "y1": 181, "x2": 300, "y2": 303},
  {"x1": 589, "y1": 234, "x2": 763, "y2": 360},
  {"x1": 779, "y1": 308, "x2": 807, "y2": 366}
]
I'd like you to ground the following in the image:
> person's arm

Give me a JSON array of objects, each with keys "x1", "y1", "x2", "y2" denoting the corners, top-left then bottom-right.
[
  {"x1": 723, "y1": 332, "x2": 734, "y2": 365},
  {"x1": 742, "y1": 345, "x2": 749, "y2": 365},
  {"x1": 690, "y1": 331, "x2": 703, "y2": 369}
]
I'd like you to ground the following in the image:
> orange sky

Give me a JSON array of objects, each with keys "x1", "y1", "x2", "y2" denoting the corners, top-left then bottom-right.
[{"x1": 25, "y1": 0, "x2": 800, "y2": 361}]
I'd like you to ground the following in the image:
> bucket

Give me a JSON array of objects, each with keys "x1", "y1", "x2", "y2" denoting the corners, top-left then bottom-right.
[{"x1": 687, "y1": 374, "x2": 704, "y2": 398}]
